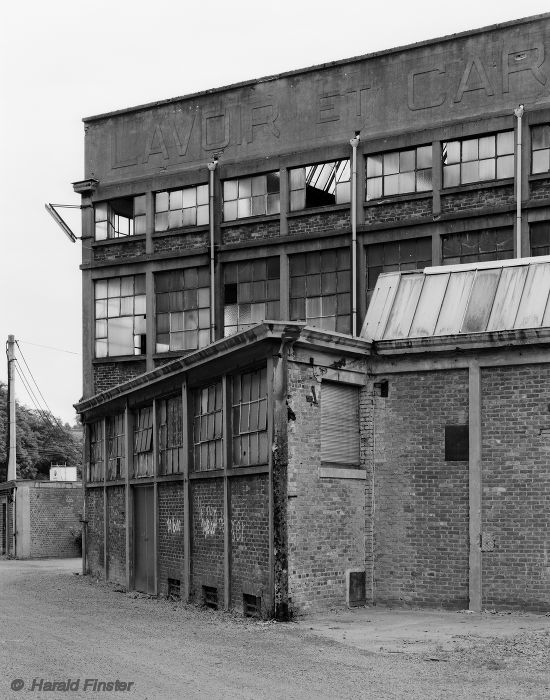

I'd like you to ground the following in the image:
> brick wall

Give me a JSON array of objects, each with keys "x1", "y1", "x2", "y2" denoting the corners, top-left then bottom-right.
[
  {"x1": 441, "y1": 184, "x2": 515, "y2": 215},
  {"x1": 222, "y1": 220, "x2": 280, "y2": 246},
  {"x1": 286, "y1": 362, "x2": 367, "y2": 614},
  {"x1": 106, "y1": 486, "x2": 125, "y2": 584},
  {"x1": 93, "y1": 360, "x2": 147, "y2": 394},
  {"x1": 288, "y1": 210, "x2": 350, "y2": 237},
  {"x1": 86, "y1": 488, "x2": 104, "y2": 578},
  {"x1": 230, "y1": 475, "x2": 270, "y2": 615},
  {"x1": 158, "y1": 481, "x2": 185, "y2": 596},
  {"x1": 93, "y1": 239, "x2": 146, "y2": 263},
  {"x1": 28, "y1": 485, "x2": 83, "y2": 558},
  {"x1": 364, "y1": 196, "x2": 432, "y2": 225},
  {"x1": 481, "y1": 364, "x2": 550, "y2": 610},
  {"x1": 190, "y1": 479, "x2": 224, "y2": 603},
  {"x1": 153, "y1": 231, "x2": 208, "y2": 254},
  {"x1": 530, "y1": 178, "x2": 550, "y2": 201},
  {"x1": 371, "y1": 370, "x2": 469, "y2": 608}
]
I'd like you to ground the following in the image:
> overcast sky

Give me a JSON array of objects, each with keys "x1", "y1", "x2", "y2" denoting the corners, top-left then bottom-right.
[{"x1": 1, "y1": 0, "x2": 548, "y2": 424}]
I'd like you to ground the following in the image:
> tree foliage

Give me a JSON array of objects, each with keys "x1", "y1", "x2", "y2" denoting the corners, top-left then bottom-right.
[{"x1": 0, "y1": 382, "x2": 82, "y2": 481}]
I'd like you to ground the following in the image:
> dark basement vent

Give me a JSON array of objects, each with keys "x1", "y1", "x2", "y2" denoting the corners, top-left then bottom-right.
[
  {"x1": 243, "y1": 593, "x2": 261, "y2": 618},
  {"x1": 167, "y1": 578, "x2": 180, "y2": 599},
  {"x1": 348, "y1": 571, "x2": 366, "y2": 606},
  {"x1": 203, "y1": 586, "x2": 218, "y2": 610},
  {"x1": 445, "y1": 424, "x2": 469, "y2": 461}
]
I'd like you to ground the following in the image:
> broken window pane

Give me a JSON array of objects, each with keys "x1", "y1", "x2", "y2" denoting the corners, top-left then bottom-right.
[
  {"x1": 442, "y1": 130, "x2": 513, "y2": 187},
  {"x1": 231, "y1": 368, "x2": 268, "y2": 467},
  {"x1": 223, "y1": 258, "x2": 280, "y2": 336},
  {"x1": 290, "y1": 159, "x2": 350, "y2": 210},
  {"x1": 94, "y1": 274, "x2": 146, "y2": 357},
  {"x1": 222, "y1": 172, "x2": 280, "y2": 221}
]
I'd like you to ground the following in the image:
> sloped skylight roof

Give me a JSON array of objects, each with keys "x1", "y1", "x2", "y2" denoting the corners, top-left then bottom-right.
[{"x1": 361, "y1": 256, "x2": 550, "y2": 342}]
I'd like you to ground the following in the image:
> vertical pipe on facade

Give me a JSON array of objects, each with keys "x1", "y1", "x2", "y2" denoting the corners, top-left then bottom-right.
[
  {"x1": 7, "y1": 335, "x2": 16, "y2": 482},
  {"x1": 514, "y1": 105, "x2": 524, "y2": 258},
  {"x1": 208, "y1": 159, "x2": 218, "y2": 343},
  {"x1": 350, "y1": 135, "x2": 360, "y2": 335}
]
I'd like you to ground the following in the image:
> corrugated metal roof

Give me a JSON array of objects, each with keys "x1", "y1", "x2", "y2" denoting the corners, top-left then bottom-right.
[{"x1": 361, "y1": 256, "x2": 550, "y2": 342}]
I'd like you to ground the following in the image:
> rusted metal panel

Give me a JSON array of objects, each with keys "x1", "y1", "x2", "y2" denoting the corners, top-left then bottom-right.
[
  {"x1": 361, "y1": 272, "x2": 400, "y2": 341},
  {"x1": 383, "y1": 275, "x2": 424, "y2": 340},
  {"x1": 487, "y1": 265, "x2": 529, "y2": 331},
  {"x1": 434, "y1": 271, "x2": 475, "y2": 336},
  {"x1": 515, "y1": 263, "x2": 550, "y2": 329},
  {"x1": 461, "y1": 269, "x2": 502, "y2": 334},
  {"x1": 409, "y1": 273, "x2": 449, "y2": 338}
]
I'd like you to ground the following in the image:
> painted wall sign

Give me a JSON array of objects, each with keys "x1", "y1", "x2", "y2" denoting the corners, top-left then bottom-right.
[{"x1": 84, "y1": 18, "x2": 550, "y2": 184}]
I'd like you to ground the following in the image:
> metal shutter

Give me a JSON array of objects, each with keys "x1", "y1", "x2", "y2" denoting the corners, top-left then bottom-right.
[{"x1": 321, "y1": 382, "x2": 360, "y2": 466}]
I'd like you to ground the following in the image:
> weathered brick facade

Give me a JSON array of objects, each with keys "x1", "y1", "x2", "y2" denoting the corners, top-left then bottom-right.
[
  {"x1": 364, "y1": 196, "x2": 432, "y2": 225},
  {"x1": 106, "y1": 486, "x2": 125, "y2": 584},
  {"x1": 86, "y1": 488, "x2": 104, "y2": 578},
  {"x1": 93, "y1": 361, "x2": 147, "y2": 394},
  {"x1": 158, "y1": 481, "x2": 185, "y2": 596},
  {"x1": 190, "y1": 480, "x2": 224, "y2": 602}
]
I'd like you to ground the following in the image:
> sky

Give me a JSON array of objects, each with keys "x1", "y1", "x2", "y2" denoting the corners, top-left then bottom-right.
[{"x1": 1, "y1": 0, "x2": 549, "y2": 424}]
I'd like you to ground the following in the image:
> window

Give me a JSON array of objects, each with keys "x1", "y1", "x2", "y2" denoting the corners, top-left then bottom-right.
[
  {"x1": 445, "y1": 425, "x2": 469, "y2": 461},
  {"x1": 159, "y1": 396, "x2": 183, "y2": 475},
  {"x1": 94, "y1": 196, "x2": 146, "y2": 241},
  {"x1": 133, "y1": 407, "x2": 153, "y2": 477},
  {"x1": 223, "y1": 258, "x2": 280, "y2": 336},
  {"x1": 232, "y1": 368, "x2": 268, "y2": 467},
  {"x1": 443, "y1": 131, "x2": 514, "y2": 187},
  {"x1": 89, "y1": 421, "x2": 104, "y2": 482},
  {"x1": 223, "y1": 173, "x2": 280, "y2": 221},
  {"x1": 530, "y1": 222, "x2": 550, "y2": 256},
  {"x1": 95, "y1": 275, "x2": 146, "y2": 358},
  {"x1": 367, "y1": 238, "x2": 431, "y2": 300},
  {"x1": 290, "y1": 249, "x2": 350, "y2": 333},
  {"x1": 321, "y1": 382, "x2": 360, "y2": 468},
  {"x1": 107, "y1": 414, "x2": 125, "y2": 480},
  {"x1": 366, "y1": 146, "x2": 432, "y2": 200},
  {"x1": 442, "y1": 228, "x2": 513, "y2": 265},
  {"x1": 155, "y1": 185, "x2": 209, "y2": 231},
  {"x1": 155, "y1": 268, "x2": 210, "y2": 352},
  {"x1": 289, "y1": 160, "x2": 350, "y2": 211},
  {"x1": 531, "y1": 124, "x2": 550, "y2": 174},
  {"x1": 192, "y1": 382, "x2": 223, "y2": 472}
]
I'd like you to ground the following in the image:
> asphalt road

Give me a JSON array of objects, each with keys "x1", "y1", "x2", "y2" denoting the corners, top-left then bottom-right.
[{"x1": 0, "y1": 559, "x2": 549, "y2": 699}]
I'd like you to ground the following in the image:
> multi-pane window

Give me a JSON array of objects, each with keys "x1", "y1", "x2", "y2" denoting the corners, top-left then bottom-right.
[
  {"x1": 192, "y1": 382, "x2": 223, "y2": 472},
  {"x1": 223, "y1": 173, "x2": 280, "y2": 221},
  {"x1": 442, "y1": 228, "x2": 513, "y2": 265},
  {"x1": 89, "y1": 421, "x2": 104, "y2": 483},
  {"x1": 366, "y1": 238, "x2": 432, "y2": 299},
  {"x1": 95, "y1": 275, "x2": 146, "y2": 358},
  {"x1": 530, "y1": 222, "x2": 550, "y2": 257},
  {"x1": 366, "y1": 146, "x2": 432, "y2": 200},
  {"x1": 443, "y1": 131, "x2": 514, "y2": 186},
  {"x1": 133, "y1": 407, "x2": 153, "y2": 477},
  {"x1": 156, "y1": 268, "x2": 210, "y2": 352},
  {"x1": 94, "y1": 196, "x2": 146, "y2": 241},
  {"x1": 159, "y1": 396, "x2": 183, "y2": 475},
  {"x1": 320, "y1": 383, "x2": 360, "y2": 468},
  {"x1": 289, "y1": 160, "x2": 350, "y2": 211},
  {"x1": 531, "y1": 125, "x2": 550, "y2": 174},
  {"x1": 232, "y1": 368, "x2": 268, "y2": 467},
  {"x1": 289, "y1": 249, "x2": 351, "y2": 333},
  {"x1": 224, "y1": 258, "x2": 280, "y2": 336},
  {"x1": 107, "y1": 414, "x2": 125, "y2": 480},
  {"x1": 154, "y1": 185, "x2": 209, "y2": 231}
]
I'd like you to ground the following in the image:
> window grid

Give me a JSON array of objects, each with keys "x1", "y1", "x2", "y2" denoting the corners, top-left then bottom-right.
[
  {"x1": 159, "y1": 396, "x2": 184, "y2": 475},
  {"x1": 223, "y1": 173, "x2": 280, "y2": 221},
  {"x1": 366, "y1": 146, "x2": 432, "y2": 200},
  {"x1": 224, "y1": 258, "x2": 280, "y2": 336},
  {"x1": 289, "y1": 160, "x2": 350, "y2": 211},
  {"x1": 133, "y1": 407, "x2": 153, "y2": 477},
  {"x1": 193, "y1": 383, "x2": 223, "y2": 472},
  {"x1": 155, "y1": 185, "x2": 209, "y2": 231},
  {"x1": 156, "y1": 268, "x2": 210, "y2": 353},
  {"x1": 443, "y1": 131, "x2": 514, "y2": 187},
  {"x1": 89, "y1": 421, "x2": 104, "y2": 483},
  {"x1": 289, "y1": 249, "x2": 351, "y2": 333},
  {"x1": 367, "y1": 238, "x2": 432, "y2": 299},
  {"x1": 94, "y1": 196, "x2": 146, "y2": 241},
  {"x1": 530, "y1": 222, "x2": 550, "y2": 257},
  {"x1": 531, "y1": 125, "x2": 550, "y2": 174},
  {"x1": 232, "y1": 368, "x2": 268, "y2": 468},
  {"x1": 442, "y1": 228, "x2": 513, "y2": 265},
  {"x1": 107, "y1": 414, "x2": 125, "y2": 481},
  {"x1": 95, "y1": 275, "x2": 146, "y2": 358}
]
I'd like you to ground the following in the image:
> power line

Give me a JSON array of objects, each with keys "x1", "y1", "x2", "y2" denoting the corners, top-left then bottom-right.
[
  {"x1": 17, "y1": 340, "x2": 80, "y2": 356},
  {"x1": 14, "y1": 364, "x2": 57, "y2": 432}
]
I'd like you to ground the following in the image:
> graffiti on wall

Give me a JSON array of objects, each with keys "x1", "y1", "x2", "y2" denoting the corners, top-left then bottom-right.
[
  {"x1": 198, "y1": 498, "x2": 223, "y2": 537},
  {"x1": 166, "y1": 517, "x2": 182, "y2": 535}
]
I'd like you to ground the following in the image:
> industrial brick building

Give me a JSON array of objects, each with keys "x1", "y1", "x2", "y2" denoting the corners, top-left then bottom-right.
[{"x1": 75, "y1": 14, "x2": 550, "y2": 616}]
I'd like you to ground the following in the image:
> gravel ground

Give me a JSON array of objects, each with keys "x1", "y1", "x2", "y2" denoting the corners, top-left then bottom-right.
[{"x1": 1, "y1": 559, "x2": 549, "y2": 699}]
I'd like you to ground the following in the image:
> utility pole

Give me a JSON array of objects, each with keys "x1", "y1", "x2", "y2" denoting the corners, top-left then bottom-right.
[{"x1": 7, "y1": 335, "x2": 16, "y2": 481}]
